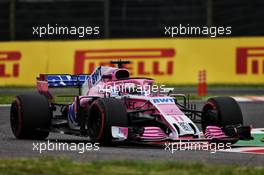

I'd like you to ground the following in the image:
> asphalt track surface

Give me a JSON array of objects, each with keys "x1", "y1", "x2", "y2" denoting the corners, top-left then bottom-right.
[{"x1": 0, "y1": 102, "x2": 264, "y2": 166}]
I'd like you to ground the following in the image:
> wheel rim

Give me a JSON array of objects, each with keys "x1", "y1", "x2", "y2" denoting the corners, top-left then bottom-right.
[{"x1": 202, "y1": 102, "x2": 219, "y2": 132}]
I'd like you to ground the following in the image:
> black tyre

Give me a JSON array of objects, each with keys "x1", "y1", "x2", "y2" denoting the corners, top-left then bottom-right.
[
  {"x1": 202, "y1": 96, "x2": 243, "y2": 132},
  {"x1": 10, "y1": 93, "x2": 51, "y2": 140},
  {"x1": 87, "y1": 98, "x2": 128, "y2": 145}
]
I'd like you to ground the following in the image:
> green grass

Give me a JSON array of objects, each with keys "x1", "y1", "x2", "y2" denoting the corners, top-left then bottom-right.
[
  {"x1": 1, "y1": 84, "x2": 264, "y2": 89},
  {"x1": 0, "y1": 95, "x2": 74, "y2": 104},
  {"x1": 0, "y1": 157, "x2": 263, "y2": 175},
  {"x1": 0, "y1": 84, "x2": 264, "y2": 104},
  {"x1": 0, "y1": 95, "x2": 15, "y2": 104},
  {"x1": 0, "y1": 93, "x2": 262, "y2": 104},
  {"x1": 0, "y1": 94, "x2": 205, "y2": 104}
]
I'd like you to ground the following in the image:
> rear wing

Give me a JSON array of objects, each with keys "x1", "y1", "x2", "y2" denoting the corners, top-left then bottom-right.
[
  {"x1": 37, "y1": 74, "x2": 90, "y2": 88},
  {"x1": 37, "y1": 74, "x2": 90, "y2": 98}
]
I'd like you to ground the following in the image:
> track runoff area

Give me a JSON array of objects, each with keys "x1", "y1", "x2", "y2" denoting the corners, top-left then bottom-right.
[
  {"x1": 225, "y1": 97, "x2": 264, "y2": 154},
  {"x1": 202, "y1": 96, "x2": 264, "y2": 155},
  {"x1": 223, "y1": 128, "x2": 264, "y2": 154},
  {"x1": 214, "y1": 97, "x2": 264, "y2": 154}
]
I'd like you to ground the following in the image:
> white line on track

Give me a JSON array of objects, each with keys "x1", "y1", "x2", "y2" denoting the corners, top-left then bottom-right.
[
  {"x1": 221, "y1": 147, "x2": 264, "y2": 154},
  {"x1": 232, "y1": 96, "x2": 264, "y2": 102},
  {"x1": 0, "y1": 104, "x2": 11, "y2": 107},
  {"x1": 252, "y1": 128, "x2": 264, "y2": 134}
]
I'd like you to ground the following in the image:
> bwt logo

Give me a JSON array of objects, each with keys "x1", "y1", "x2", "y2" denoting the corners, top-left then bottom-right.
[
  {"x1": 0, "y1": 51, "x2": 21, "y2": 78},
  {"x1": 74, "y1": 48, "x2": 175, "y2": 75},
  {"x1": 236, "y1": 47, "x2": 264, "y2": 74},
  {"x1": 153, "y1": 98, "x2": 174, "y2": 104}
]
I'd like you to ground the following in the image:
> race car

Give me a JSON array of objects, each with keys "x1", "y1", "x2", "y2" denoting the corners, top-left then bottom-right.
[{"x1": 10, "y1": 60, "x2": 253, "y2": 145}]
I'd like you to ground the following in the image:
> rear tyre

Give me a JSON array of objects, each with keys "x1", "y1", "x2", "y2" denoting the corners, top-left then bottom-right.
[
  {"x1": 10, "y1": 93, "x2": 51, "y2": 140},
  {"x1": 202, "y1": 96, "x2": 243, "y2": 132},
  {"x1": 87, "y1": 98, "x2": 128, "y2": 145}
]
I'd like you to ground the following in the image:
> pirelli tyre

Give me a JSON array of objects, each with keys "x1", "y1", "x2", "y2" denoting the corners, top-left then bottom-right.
[
  {"x1": 202, "y1": 96, "x2": 243, "y2": 132},
  {"x1": 87, "y1": 98, "x2": 128, "y2": 145},
  {"x1": 10, "y1": 93, "x2": 51, "y2": 140}
]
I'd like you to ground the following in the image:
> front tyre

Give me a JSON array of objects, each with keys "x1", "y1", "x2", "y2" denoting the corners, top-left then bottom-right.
[
  {"x1": 202, "y1": 96, "x2": 243, "y2": 132},
  {"x1": 87, "y1": 98, "x2": 128, "y2": 145}
]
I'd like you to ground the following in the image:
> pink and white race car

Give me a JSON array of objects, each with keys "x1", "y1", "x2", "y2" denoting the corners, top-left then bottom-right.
[{"x1": 10, "y1": 60, "x2": 252, "y2": 145}]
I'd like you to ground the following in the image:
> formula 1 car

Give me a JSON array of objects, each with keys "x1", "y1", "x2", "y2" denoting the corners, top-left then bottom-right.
[{"x1": 10, "y1": 60, "x2": 253, "y2": 145}]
